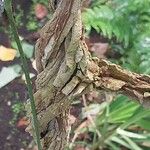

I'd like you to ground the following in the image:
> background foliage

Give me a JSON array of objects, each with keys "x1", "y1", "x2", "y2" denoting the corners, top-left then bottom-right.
[{"x1": 83, "y1": 0, "x2": 150, "y2": 74}]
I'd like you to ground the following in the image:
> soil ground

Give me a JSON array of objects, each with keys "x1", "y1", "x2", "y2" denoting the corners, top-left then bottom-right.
[{"x1": 0, "y1": 77, "x2": 32, "y2": 150}]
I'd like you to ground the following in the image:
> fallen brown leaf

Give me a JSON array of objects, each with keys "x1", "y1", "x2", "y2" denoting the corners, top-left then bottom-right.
[
  {"x1": 0, "y1": 45, "x2": 16, "y2": 61},
  {"x1": 35, "y1": 4, "x2": 48, "y2": 19},
  {"x1": 90, "y1": 43, "x2": 109, "y2": 58},
  {"x1": 17, "y1": 117, "x2": 29, "y2": 127}
]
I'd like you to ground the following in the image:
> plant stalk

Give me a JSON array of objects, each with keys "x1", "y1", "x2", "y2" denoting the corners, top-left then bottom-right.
[{"x1": 4, "y1": 0, "x2": 42, "y2": 149}]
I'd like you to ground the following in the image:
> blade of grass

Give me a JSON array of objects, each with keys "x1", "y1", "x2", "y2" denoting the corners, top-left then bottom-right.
[
  {"x1": 117, "y1": 128, "x2": 146, "y2": 139},
  {"x1": 4, "y1": 1, "x2": 42, "y2": 149},
  {"x1": 101, "y1": 102, "x2": 110, "y2": 136},
  {"x1": 104, "y1": 106, "x2": 150, "y2": 145},
  {"x1": 110, "y1": 136, "x2": 131, "y2": 149},
  {"x1": 121, "y1": 135, "x2": 143, "y2": 150},
  {"x1": 106, "y1": 141, "x2": 120, "y2": 150}
]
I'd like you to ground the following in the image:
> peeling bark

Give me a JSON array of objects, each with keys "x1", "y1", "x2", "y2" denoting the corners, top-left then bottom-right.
[{"x1": 25, "y1": 0, "x2": 150, "y2": 149}]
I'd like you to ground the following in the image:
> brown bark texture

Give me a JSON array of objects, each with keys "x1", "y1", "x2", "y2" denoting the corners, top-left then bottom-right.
[{"x1": 25, "y1": 0, "x2": 150, "y2": 149}]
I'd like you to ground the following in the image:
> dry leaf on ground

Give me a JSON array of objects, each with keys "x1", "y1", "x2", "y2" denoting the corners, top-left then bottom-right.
[
  {"x1": 17, "y1": 117, "x2": 29, "y2": 127},
  {"x1": 35, "y1": 4, "x2": 48, "y2": 19},
  {"x1": 0, "y1": 45, "x2": 16, "y2": 61},
  {"x1": 90, "y1": 43, "x2": 109, "y2": 58}
]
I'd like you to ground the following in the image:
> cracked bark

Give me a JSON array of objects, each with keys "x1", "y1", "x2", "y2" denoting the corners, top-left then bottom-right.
[{"x1": 25, "y1": 0, "x2": 150, "y2": 149}]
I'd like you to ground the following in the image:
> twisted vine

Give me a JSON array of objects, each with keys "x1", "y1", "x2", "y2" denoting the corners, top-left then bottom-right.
[{"x1": 26, "y1": 0, "x2": 150, "y2": 149}]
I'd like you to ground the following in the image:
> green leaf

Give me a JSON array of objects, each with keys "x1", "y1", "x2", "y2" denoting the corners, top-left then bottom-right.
[
  {"x1": 109, "y1": 100, "x2": 139, "y2": 123},
  {"x1": 12, "y1": 41, "x2": 34, "y2": 58},
  {"x1": 0, "y1": 65, "x2": 21, "y2": 88},
  {"x1": 120, "y1": 107, "x2": 150, "y2": 129},
  {"x1": 136, "y1": 119, "x2": 150, "y2": 131}
]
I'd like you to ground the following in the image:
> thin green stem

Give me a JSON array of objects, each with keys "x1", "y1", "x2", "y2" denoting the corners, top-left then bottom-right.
[{"x1": 4, "y1": 1, "x2": 42, "y2": 149}]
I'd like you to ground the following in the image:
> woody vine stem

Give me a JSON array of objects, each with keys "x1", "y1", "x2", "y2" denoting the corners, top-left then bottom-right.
[{"x1": 25, "y1": 0, "x2": 150, "y2": 149}]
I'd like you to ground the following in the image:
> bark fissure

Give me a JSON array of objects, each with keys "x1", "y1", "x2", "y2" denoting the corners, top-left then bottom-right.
[{"x1": 25, "y1": 0, "x2": 150, "y2": 149}]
